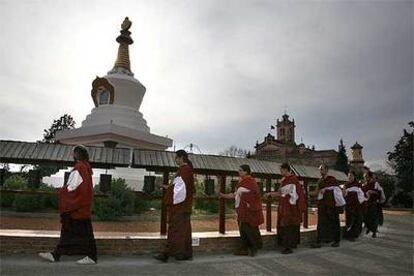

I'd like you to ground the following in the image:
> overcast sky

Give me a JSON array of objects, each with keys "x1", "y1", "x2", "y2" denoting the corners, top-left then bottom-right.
[{"x1": 0, "y1": 0, "x2": 412, "y2": 171}]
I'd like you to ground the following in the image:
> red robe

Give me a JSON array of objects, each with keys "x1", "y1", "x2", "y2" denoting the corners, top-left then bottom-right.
[
  {"x1": 318, "y1": 175, "x2": 338, "y2": 209},
  {"x1": 278, "y1": 175, "x2": 306, "y2": 227},
  {"x1": 344, "y1": 181, "x2": 364, "y2": 212},
  {"x1": 59, "y1": 160, "x2": 94, "y2": 220},
  {"x1": 163, "y1": 164, "x2": 195, "y2": 258},
  {"x1": 362, "y1": 181, "x2": 381, "y2": 203},
  {"x1": 316, "y1": 175, "x2": 342, "y2": 243},
  {"x1": 237, "y1": 175, "x2": 264, "y2": 228},
  {"x1": 164, "y1": 164, "x2": 195, "y2": 213}
]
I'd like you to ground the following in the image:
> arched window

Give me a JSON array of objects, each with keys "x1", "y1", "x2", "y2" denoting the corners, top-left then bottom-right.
[
  {"x1": 98, "y1": 88, "x2": 110, "y2": 105},
  {"x1": 91, "y1": 77, "x2": 114, "y2": 107}
]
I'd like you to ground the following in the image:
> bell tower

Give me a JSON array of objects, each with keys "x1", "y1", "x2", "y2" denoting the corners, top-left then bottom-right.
[
  {"x1": 350, "y1": 141, "x2": 365, "y2": 172},
  {"x1": 276, "y1": 113, "x2": 295, "y2": 144}
]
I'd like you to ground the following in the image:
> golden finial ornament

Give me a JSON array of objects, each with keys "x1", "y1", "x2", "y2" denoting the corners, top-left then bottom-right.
[
  {"x1": 109, "y1": 17, "x2": 134, "y2": 75},
  {"x1": 121, "y1": 17, "x2": 132, "y2": 31}
]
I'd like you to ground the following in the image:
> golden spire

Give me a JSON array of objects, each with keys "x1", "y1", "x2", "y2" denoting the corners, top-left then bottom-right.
[{"x1": 109, "y1": 17, "x2": 134, "y2": 76}]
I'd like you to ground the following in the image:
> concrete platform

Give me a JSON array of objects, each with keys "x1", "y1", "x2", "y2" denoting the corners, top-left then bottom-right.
[{"x1": 1, "y1": 213, "x2": 412, "y2": 275}]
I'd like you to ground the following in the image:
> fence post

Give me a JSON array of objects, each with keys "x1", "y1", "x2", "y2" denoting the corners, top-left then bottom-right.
[
  {"x1": 160, "y1": 171, "x2": 169, "y2": 235},
  {"x1": 219, "y1": 175, "x2": 226, "y2": 234},
  {"x1": 303, "y1": 178, "x2": 309, "y2": 229},
  {"x1": 266, "y1": 177, "x2": 272, "y2": 232}
]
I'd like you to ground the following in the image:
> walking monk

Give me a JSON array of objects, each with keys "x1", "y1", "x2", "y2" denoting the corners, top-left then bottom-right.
[
  {"x1": 311, "y1": 164, "x2": 346, "y2": 248},
  {"x1": 39, "y1": 145, "x2": 97, "y2": 264},
  {"x1": 343, "y1": 171, "x2": 366, "y2": 241},
  {"x1": 154, "y1": 150, "x2": 195, "y2": 262},
  {"x1": 220, "y1": 164, "x2": 264, "y2": 256},
  {"x1": 362, "y1": 170, "x2": 385, "y2": 238},
  {"x1": 264, "y1": 163, "x2": 306, "y2": 254}
]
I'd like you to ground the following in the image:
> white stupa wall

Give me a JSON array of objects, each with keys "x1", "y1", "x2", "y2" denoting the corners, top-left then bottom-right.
[
  {"x1": 81, "y1": 104, "x2": 150, "y2": 132},
  {"x1": 42, "y1": 167, "x2": 152, "y2": 191},
  {"x1": 105, "y1": 73, "x2": 146, "y2": 110}
]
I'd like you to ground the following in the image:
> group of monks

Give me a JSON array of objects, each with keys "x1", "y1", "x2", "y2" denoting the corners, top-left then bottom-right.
[
  {"x1": 310, "y1": 164, "x2": 385, "y2": 250},
  {"x1": 221, "y1": 162, "x2": 385, "y2": 256},
  {"x1": 38, "y1": 148, "x2": 386, "y2": 264}
]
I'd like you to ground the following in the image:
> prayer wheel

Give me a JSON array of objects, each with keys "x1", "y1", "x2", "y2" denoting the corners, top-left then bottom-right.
[
  {"x1": 257, "y1": 181, "x2": 264, "y2": 195},
  {"x1": 274, "y1": 181, "x2": 281, "y2": 191},
  {"x1": 64, "y1": 171, "x2": 71, "y2": 186},
  {"x1": 230, "y1": 179, "x2": 238, "y2": 193},
  {"x1": 204, "y1": 178, "x2": 215, "y2": 196},
  {"x1": 100, "y1": 174, "x2": 112, "y2": 193},
  {"x1": 28, "y1": 170, "x2": 41, "y2": 189},
  {"x1": 0, "y1": 169, "x2": 6, "y2": 186},
  {"x1": 143, "y1": 175, "x2": 156, "y2": 194}
]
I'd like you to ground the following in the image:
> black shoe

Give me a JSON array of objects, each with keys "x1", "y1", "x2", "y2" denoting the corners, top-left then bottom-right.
[
  {"x1": 175, "y1": 255, "x2": 192, "y2": 261},
  {"x1": 281, "y1": 248, "x2": 293, "y2": 254},
  {"x1": 331, "y1": 242, "x2": 340, "y2": 247},
  {"x1": 153, "y1": 253, "x2": 168, "y2": 263},
  {"x1": 311, "y1": 243, "x2": 322, "y2": 248},
  {"x1": 234, "y1": 249, "x2": 249, "y2": 256},
  {"x1": 248, "y1": 248, "x2": 258, "y2": 257},
  {"x1": 366, "y1": 229, "x2": 370, "y2": 235},
  {"x1": 372, "y1": 232, "x2": 377, "y2": 238}
]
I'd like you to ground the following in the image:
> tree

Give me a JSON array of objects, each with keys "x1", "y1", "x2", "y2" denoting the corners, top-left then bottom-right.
[
  {"x1": 43, "y1": 114, "x2": 76, "y2": 143},
  {"x1": 37, "y1": 114, "x2": 76, "y2": 178},
  {"x1": 220, "y1": 145, "x2": 248, "y2": 158},
  {"x1": 387, "y1": 122, "x2": 413, "y2": 207},
  {"x1": 374, "y1": 170, "x2": 396, "y2": 203},
  {"x1": 334, "y1": 139, "x2": 349, "y2": 174}
]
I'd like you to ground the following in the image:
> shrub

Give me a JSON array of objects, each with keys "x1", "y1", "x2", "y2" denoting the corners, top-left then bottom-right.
[
  {"x1": 39, "y1": 183, "x2": 58, "y2": 210},
  {"x1": 93, "y1": 178, "x2": 135, "y2": 221},
  {"x1": 3, "y1": 174, "x2": 27, "y2": 189},
  {"x1": 192, "y1": 178, "x2": 240, "y2": 214},
  {"x1": 93, "y1": 197, "x2": 123, "y2": 221},
  {"x1": 391, "y1": 191, "x2": 413, "y2": 208},
  {"x1": 0, "y1": 193, "x2": 14, "y2": 208},
  {"x1": 1, "y1": 175, "x2": 27, "y2": 207},
  {"x1": 195, "y1": 198, "x2": 219, "y2": 214},
  {"x1": 134, "y1": 198, "x2": 151, "y2": 213},
  {"x1": 148, "y1": 186, "x2": 162, "y2": 210},
  {"x1": 13, "y1": 194, "x2": 44, "y2": 212},
  {"x1": 135, "y1": 185, "x2": 163, "y2": 213},
  {"x1": 111, "y1": 179, "x2": 135, "y2": 215}
]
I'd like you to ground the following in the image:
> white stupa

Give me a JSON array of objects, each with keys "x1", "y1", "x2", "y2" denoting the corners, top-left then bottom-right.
[{"x1": 56, "y1": 17, "x2": 172, "y2": 150}]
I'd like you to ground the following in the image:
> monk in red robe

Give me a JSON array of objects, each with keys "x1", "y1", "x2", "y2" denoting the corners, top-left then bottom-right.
[
  {"x1": 362, "y1": 170, "x2": 386, "y2": 238},
  {"x1": 311, "y1": 164, "x2": 345, "y2": 248},
  {"x1": 39, "y1": 145, "x2": 97, "y2": 265},
  {"x1": 265, "y1": 163, "x2": 306, "y2": 254},
  {"x1": 220, "y1": 164, "x2": 264, "y2": 257},
  {"x1": 343, "y1": 171, "x2": 366, "y2": 241},
  {"x1": 154, "y1": 150, "x2": 195, "y2": 262}
]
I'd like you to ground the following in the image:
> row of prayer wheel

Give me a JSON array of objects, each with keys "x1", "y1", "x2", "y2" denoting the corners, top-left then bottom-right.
[
  {"x1": 141, "y1": 177, "x2": 266, "y2": 196},
  {"x1": 2, "y1": 170, "x2": 270, "y2": 195}
]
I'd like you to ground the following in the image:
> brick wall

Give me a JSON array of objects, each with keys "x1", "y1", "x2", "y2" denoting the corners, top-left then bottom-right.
[{"x1": 0, "y1": 229, "x2": 322, "y2": 255}]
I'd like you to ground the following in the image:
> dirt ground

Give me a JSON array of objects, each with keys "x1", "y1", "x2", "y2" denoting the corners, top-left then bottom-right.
[
  {"x1": 1, "y1": 209, "x2": 406, "y2": 233},
  {"x1": 0, "y1": 210, "x2": 326, "y2": 232}
]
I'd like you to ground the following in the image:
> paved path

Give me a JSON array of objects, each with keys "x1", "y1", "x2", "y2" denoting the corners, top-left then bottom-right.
[{"x1": 1, "y1": 213, "x2": 412, "y2": 275}]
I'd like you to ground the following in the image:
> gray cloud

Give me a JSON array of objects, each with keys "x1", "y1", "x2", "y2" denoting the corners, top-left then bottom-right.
[{"x1": 0, "y1": 0, "x2": 412, "y2": 169}]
